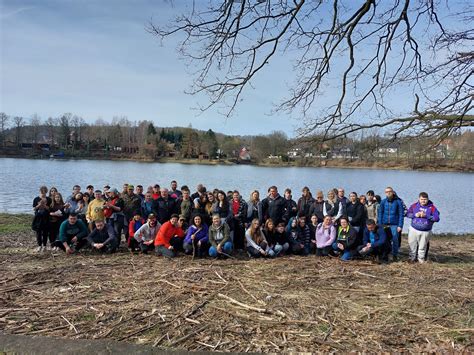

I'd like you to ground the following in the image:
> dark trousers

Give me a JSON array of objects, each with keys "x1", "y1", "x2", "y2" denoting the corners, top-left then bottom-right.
[
  {"x1": 35, "y1": 228, "x2": 49, "y2": 246},
  {"x1": 139, "y1": 242, "x2": 155, "y2": 254},
  {"x1": 183, "y1": 240, "x2": 209, "y2": 257},
  {"x1": 109, "y1": 216, "x2": 125, "y2": 245},
  {"x1": 155, "y1": 237, "x2": 183, "y2": 258},
  {"x1": 316, "y1": 246, "x2": 332, "y2": 256},
  {"x1": 357, "y1": 243, "x2": 389, "y2": 261},
  {"x1": 247, "y1": 241, "x2": 268, "y2": 258},
  {"x1": 233, "y1": 219, "x2": 245, "y2": 250},
  {"x1": 48, "y1": 221, "x2": 61, "y2": 245},
  {"x1": 291, "y1": 241, "x2": 310, "y2": 256},
  {"x1": 54, "y1": 237, "x2": 88, "y2": 252}
]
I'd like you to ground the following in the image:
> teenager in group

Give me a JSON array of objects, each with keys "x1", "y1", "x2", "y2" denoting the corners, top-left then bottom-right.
[
  {"x1": 135, "y1": 185, "x2": 145, "y2": 202},
  {"x1": 357, "y1": 219, "x2": 389, "y2": 263},
  {"x1": 263, "y1": 218, "x2": 288, "y2": 256},
  {"x1": 245, "y1": 218, "x2": 274, "y2": 258},
  {"x1": 287, "y1": 213, "x2": 311, "y2": 256},
  {"x1": 308, "y1": 190, "x2": 325, "y2": 221},
  {"x1": 247, "y1": 190, "x2": 263, "y2": 226},
  {"x1": 32, "y1": 186, "x2": 52, "y2": 252},
  {"x1": 86, "y1": 190, "x2": 105, "y2": 231},
  {"x1": 123, "y1": 184, "x2": 142, "y2": 242},
  {"x1": 128, "y1": 213, "x2": 145, "y2": 250},
  {"x1": 86, "y1": 219, "x2": 118, "y2": 254},
  {"x1": 297, "y1": 186, "x2": 315, "y2": 220},
  {"x1": 203, "y1": 191, "x2": 215, "y2": 225},
  {"x1": 208, "y1": 214, "x2": 232, "y2": 258},
  {"x1": 212, "y1": 190, "x2": 231, "y2": 225},
  {"x1": 49, "y1": 192, "x2": 66, "y2": 250},
  {"x1": 345, "y1": 192, "x2": 366, "y2": 233},
  {"x1": 152, "y1": 184, "x2": 161, "y2": 200},
  {"x1": 331, "y1": 216, "x2": 358, "y2": 261},
  {"x1": 66, "y1": 185, "x2": 81, "y2": 205},
  {"x1": 170, "y1": 180, "x2": 182, "y2": 199},
  {"x1": 154, "y1": 214, "x2": 185, "y2": 258},
  {"x1": 104, "y1": 188, "x2": 125, "y2": 244},
  {"x1": 337, "y1": 188, "x2": 348, "y2": 206},
  {"x1": 284, "y1": 188, "x2": 298, "y2": 220},
  {"x1": 315, "y1": 215, "x2": 336, "y2": 256},
  {"x1": 133, "y1": 213, "x2": 161, "y2": 254},
  {"x1": 231, "y1": 190, "x2": 247, "y2": 250},
  {"x1": 183, "y1": 215, "x2": 209, "y2": 257},
  {"x1": 178, "y1": 188, "x2": 193, "y2": 223},
  {"x1": 308, "y1": 213, "x2": 319, "y2": 253},
  {"x1": 261, "y1": 186, "x2": 287, "y2": 225},
  {"x1": 56, "y1": 212, "x2": 89, "y2": 254},
  {"x1": 48, "y1": 186, "x2": 58, "y2": 200},
  {"x1": 378, "y1": 186, "x2": 405, "y2": 261},
  {"x1": 141, "y1": 192, "x2": 155, "y2": 220},
  {"x1": 86, "y1": 185, "x2": 95, "y2": 200},
  {"x1": 323, "y1": 189, "x2": 343, "y2": 224},
  {"x1": 366, "y1": 190, "x2": 379, "y2": 222},
  {"x1": 406, "y1": 192, "x2": 440, "y2": 263}
]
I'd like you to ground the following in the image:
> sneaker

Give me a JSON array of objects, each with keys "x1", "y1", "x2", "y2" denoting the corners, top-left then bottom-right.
[
  {"x1": 418, "y1": 259, "x2": 425, "y2": 264},
  {"x1": 35, "y1": 246, "x2": 42, "y2": 252},
  {"x1": 44, "y1": 245, "x2": 51, "y2": 251}
]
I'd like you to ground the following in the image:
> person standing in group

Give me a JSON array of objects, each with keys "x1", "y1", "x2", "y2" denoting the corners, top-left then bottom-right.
[
  {"x1": 406, "y1": 192, "x2": 440, "y2": 263},
  {"x1": 284, "y1": 188, "x2": 298, "y2": 220},
  {"x1": 170, "y1": 180, "x2": 182, "y2": 199},
  {"x1": 261, "y1": 186, "x2": 287, "y2": 225},
  {"x1": 323, "y1": 189, "x2": 343, "y2": 225},
  {"x1": 345, "y1": 192, "x2": 366, "y2": 233},
  {"x1": 365, "y1": 190, "x2": 379, "y2": 222},
  {"x1": 86, "y1": 190, "x2": 106, "y2": 232},
  {"x1": 178, "y1": 188, "x2": 193, "y2": 224},
  {"x1": 247, "y1": 190, "x2": 263, "y2": 226},
  {"x1": 337, "y1": 188, "x2": 348, "y2": 206},
  {"x1": 308, "y1": 190, "x2": 325, "y2": 222},
  {"x1": 378, "y1": 187, "x2": 405, "y2": 261},
  {"x1": 152, "y1": 184, "x2": 161, "y2": 200},
  {"x1": 231, "y1": 190, "x2": 247, "y2": 250},
  {"x1": 135, "y1": 185, "x2": 145, "y2": 202},
  {"x1": 49, "y1": 192, "x2": 66, "y2": 250},
  {"x1": 212, "y1": 190, "x2": 231, "y2": 225},
  {"x1": 122, "y1": 184, "x2": 142, "y2": 243},
  {"x1": 297, "y1": 186, "x2": 315, "y2": 220},
  {"x1": 154, "y1": 188, "x2": 178, "y2": 224},
  {"x1": 32, "y1": 186, "x2": 52, "y2": 252},
  {"x1": 104, "y1": 188, "x2": 125, "y2": 245},
  {"x1": 141, "y1": 192, "x2": 155, "y2": 220},
  {"x1": 86, "y1": 185, "x2": 95, "y2": 201}
]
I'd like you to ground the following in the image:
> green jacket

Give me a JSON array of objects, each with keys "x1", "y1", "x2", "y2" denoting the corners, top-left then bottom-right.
[
  {"x1": 208, "y1": 222, "x2": 230, "y2": 248},
  {"x1": 59, "y1": 219, "x2": 88, "y2": 244}
]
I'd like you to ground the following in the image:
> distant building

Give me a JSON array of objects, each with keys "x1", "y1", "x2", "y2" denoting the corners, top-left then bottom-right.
[{"x1": 239, "y1": 147, "x2": 251, "y2": 161}]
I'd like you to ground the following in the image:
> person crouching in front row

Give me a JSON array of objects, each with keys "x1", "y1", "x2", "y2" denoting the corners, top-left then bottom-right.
[
  {"x1": 357, "y1": 219, "x2": 389, "y2": 263},
  {"x1": 208, "y1": 214, "x2": 233, "y2": 258},
  {"x1": 133, "y1": 213, "x2": 161, "y2": 254},
  {"x1": 245, "y1": 218, "x2": 274, "y2": 258},
  {"x1": 86, "y1": 219, "x2": 118, "y2": 254},
  {"x1": 154, "y1": 214, "x2": 185, "y2": 258},
  {"x1": 55, "y1": 212, "x2": 89, "y2": 254},
  {"x1": 331, "y1": 216, "x2": 358, "y2": 261},
  {"x1": 183, "y1": 215, "x2": 209, "y2": 257}
]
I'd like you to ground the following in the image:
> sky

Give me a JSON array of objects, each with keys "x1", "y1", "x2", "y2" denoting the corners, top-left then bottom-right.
[{"x1": 0, "y1": 0, "x2": 469, "y2": 137}]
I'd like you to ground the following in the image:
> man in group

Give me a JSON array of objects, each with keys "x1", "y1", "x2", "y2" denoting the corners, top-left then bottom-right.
[
  {"x1": 86, "y1": 190, "x2": 106, "y2": 231},
  {"x1": 152, "y1": 184, "x2": 161, "y2": 200},
  {"x1": 135, "y1": 185, "x2": 145, "y2": 202},
  {"x1": 86, "y1": 185, "x2": 95, "y2": 201},
  {"x1": 406, "y1": 192, "x2": 440, "y2": 263},
  {"x1": 378, "y1": 186, "x2": 405, "y2": 261},
  {"x1": 86, "y1": 219, "x2": 118, "y2": 253},
  {"x1": 297, "y1": 186, "x2": 315, "y2": 220},
  {"x1": 134, "y1": 213, "x2": 161, "y2": 254},
  {"x1": 154, "y1": 188, "x2": 178, "y2": 224},
  {"x1": 104, "y1": 188, "x2": 125, "y2": 244},
  {"x1": 191, "y1": 184, "x2": 206, "y2": 201},
  {"x1": 170, "y1": 180, "x2": 182, "y2": 199},
  {"x1": 366, "y1": 190, "x2": 379, "y2": 222},
  {"x1": 284, "y1": 188, "x2": 298, "y2": 220},
  {"x1": 261, "y1": 186, "x2": 287, "y2": 225},
  {"x1": 66, "y1": 185, "x2": 81, "y2": 205},
  {"x1": 338, "y1": 188, "x2": 348, "y2": 206},
  {"x1": 154, "y1": 214, "x2": 185, "y2": 258},
  {"x1": 56, "y1": 212, "x2": 88, "y2": 254},
  {"x1": 177, "y1": 188, "x2": 193, "y2": 223},
  {"x1": 357, "y1": 219, "x2": 389, "y2": 263},
  {"x1": 122, "y1": 184, "x2": 142, "y2": 244}
]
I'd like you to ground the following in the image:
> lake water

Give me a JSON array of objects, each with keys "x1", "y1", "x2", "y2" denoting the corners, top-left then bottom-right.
[{"x1": 0, "y1": 158, "x2": 472, "y2": 234}]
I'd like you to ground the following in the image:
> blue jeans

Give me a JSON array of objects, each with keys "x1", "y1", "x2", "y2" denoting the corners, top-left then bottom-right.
[
  {"x1": 387, "y1": 225, "x2": 400, "y2": 256},
  {"x1": 332, "y1": 242, "x2": 353, "y2": 261},
  {"x1": 209, "y1": 241, "x2": 233, "y2": 257}
]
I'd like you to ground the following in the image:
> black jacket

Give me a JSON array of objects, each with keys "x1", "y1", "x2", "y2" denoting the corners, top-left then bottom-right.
[
  {"x1": 345, "y1": 201, "x2": 365, "y2": 227},
  {"x1": 153, "y1": 197, "x2": 178, "y2": 224},
  {"x1": 297, "y1": 196, "x2": 315, "y2": 219},
  {"x1": 308, "y1": 200, "x2": 325, "y2": 221}
]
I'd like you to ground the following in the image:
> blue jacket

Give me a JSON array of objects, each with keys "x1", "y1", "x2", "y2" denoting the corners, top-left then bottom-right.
[
  {"x1": 406, "y1": 200, "x2": 440, "y2": 231},
  {"x1": 362, "y1": 225, "x2": 387, "y2": 248},
  {"x1": 378, "y1": 197, "x2": 404, "y2": 228}
]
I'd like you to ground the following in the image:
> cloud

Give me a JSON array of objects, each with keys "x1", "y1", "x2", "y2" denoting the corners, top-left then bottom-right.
[{"x1": 0, "y1": 6, "x2": 35, "y2": 19}]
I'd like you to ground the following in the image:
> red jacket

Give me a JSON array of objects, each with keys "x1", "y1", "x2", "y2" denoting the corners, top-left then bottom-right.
[{"x1": 154, "y1": 221, "x2": 184, "y2": 247}]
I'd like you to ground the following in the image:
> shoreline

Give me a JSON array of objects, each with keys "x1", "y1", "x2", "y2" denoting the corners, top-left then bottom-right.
[{"x1": 1, "y1": 153, "x2": 472, "y2": 173}]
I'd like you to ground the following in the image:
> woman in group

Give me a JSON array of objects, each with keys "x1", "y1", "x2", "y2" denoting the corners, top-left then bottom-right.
[
  {"x1": 104, "y1": 188, "x2": 125, "y2": 244},
  {"x1": 193, "y1": 193, "x2": 208, "y2": 218},
  {"x1": 32, "y1": 186, "x2": 52, "y2": 252},
  {"x1": 208, "y1": 214, "x2": 232, "y2": 258},
  {"x1": 49, "y1": 192, "x2": 66, "y2": 250},
  {"x1": 308, "y1": 213, "x2": 319, "y2": 253},
  {"x1": 183, "y1": 215, "x2": 209, "y2": 257},
  {"x1": 48, "y1": 186, "x2": 58, "y2": 200},
  {"x1": 287, "y1": 213, "x2": 311, "y2": 256},
  {"x1": 315, "y1": 215, "x2": 336, "y2": 256},
  {"x1": 245, "y1": 218, "x2": 274, "y2": 258},
  {"x1": 203, "y1": 192, "x2": 215, "y2": 225},
  {"x1": 323, "y1": 189, "x2": 343, "y2": 225},
  {"x1": 141, "y1": 192, "x2": 154, "y2": 220},
  {"x1": 212, "y1": 190, "x2": 231, "y2": 225},
  {"x1": 246, "y1": 190, "x2": 263, "y2": 226},
  {"x1": 76, "y1": 192, "x2": 89, "y2": 224},
  {"x1": 262, "y1": 218, "x2": 288, "y2": 256}
]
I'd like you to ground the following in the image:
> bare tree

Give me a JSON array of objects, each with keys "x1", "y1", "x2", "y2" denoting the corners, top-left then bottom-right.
[
  {"x1": 13, "y1": 116, "x2": 24, "y2": 146},
  {"x1": 30, "y1": 114, "x2": 42, "y2": 144},
  {"x1": 0, "y1": 112, "x2": 9, "y2": 148},
  {"x1": 149, "y1": 0, "x2": 473, "y2": 143},
  {"x1": 45, "y1": 117, "x2": 58, "y2": 146}
]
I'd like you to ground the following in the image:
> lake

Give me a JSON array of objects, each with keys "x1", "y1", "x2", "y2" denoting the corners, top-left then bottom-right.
[{"x1": 0, "y1": 158, "x2": 472, "y2": 234}]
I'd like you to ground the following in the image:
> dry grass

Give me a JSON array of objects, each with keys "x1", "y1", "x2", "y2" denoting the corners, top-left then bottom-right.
[{"x1": 1, "y1": 228, "x2": 473, "y2": 352}]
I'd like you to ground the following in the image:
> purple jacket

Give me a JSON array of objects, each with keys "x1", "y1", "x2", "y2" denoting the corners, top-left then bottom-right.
[
  {"x1": 315, "y1": 223, "x2": 336, "y2": 248},
  {"x1": 184, "y1": 224, "x2": 209, "y2": 244},
  {"x1": 406, "y1": 201, "x2": 440, "y2": 231}
]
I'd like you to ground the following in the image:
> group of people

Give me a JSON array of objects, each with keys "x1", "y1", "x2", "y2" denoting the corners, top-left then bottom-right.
[{"x1": 31, "y1": 181, "x2": 440, "y2": 263}]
